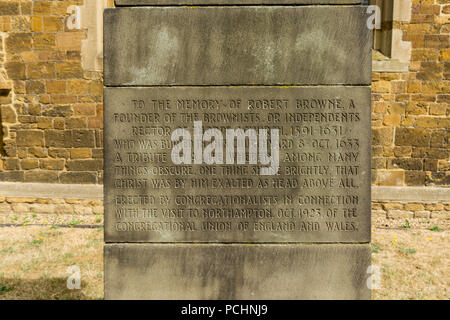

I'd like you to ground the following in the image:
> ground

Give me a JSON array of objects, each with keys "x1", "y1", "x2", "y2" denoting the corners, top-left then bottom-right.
[{"x1": 0, "y1": 214, "x2": 448, "y2": 300}]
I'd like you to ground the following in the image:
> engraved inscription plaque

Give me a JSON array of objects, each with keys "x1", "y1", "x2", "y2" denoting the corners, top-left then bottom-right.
[{"x1": 104, "y1": 86, "x2": 371, "y2": 243}]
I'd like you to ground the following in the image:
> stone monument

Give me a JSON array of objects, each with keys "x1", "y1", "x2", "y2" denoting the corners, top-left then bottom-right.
[{"x1": 104, "y1": 0, "x2": 372, "y2": 299}]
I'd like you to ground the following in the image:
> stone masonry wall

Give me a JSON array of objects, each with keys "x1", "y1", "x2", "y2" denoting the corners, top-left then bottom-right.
[
  {"x1": 0, "y1": 0, "x2": 104, "y2": 184},
  {"x1": 0, "y1": 0, "x2": 448, "y2": 187},
  {"x1": 371, "y1": 0, "x2": 449, "y2": 187}
]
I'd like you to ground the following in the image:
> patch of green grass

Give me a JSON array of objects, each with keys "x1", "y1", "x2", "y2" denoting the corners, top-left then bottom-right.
[
  {"x1": 371, "y1": 242, "x2": 381, "y2": 253},
  {"x1": 68, "y1": 220, "x2": 81, "y2": 227},
  {"x1": 1, "y1": 247, "x2": 14, "y2": 254},
  {"x1": 21, "y1": 265, "x2": 33, "y2": 271},
  {"x1": 63, "y1": 253, "x2": 73, "y2": 259},
  {"x1": 399, "y1": 248, "x2": 416, "y2": 254},
  {"x1": 31, "y1": 213, "x2": 37, "y2": 218},
  {"x1": 50, "y1": 225, "x2": 60, "y2": 230},
  {"x1": 9, "y1": 215, "x2": 18, "y2": 222},
  {"x1": 428, "y1": 226, "x2": 441, "y2": 232},
  {"x1": 403, "y1": 219, "x2": 410, "y2": 229},
  {"x1": 0, "y1": 285, "x2": 12, "y2": 294},
  {"x1": 95, "y1": 215, "x2": 102, "y2": 223},
  {"x1": 30, "y1": 239, "x2": 43, "y2": 245}
]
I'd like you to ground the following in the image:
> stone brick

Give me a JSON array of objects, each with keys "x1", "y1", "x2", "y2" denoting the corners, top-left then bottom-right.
[
  {"x1": 25, "y1": 80, "x2": 45, "y2": 94},
  {"x1": 11, "y1": 203, "x2": 29, "y2": 213},
  {"x1": 425, "y1": 203, "x2": 443, "y2": 211},
  {"x1": 382, "y1": 203, "x2": 404, "y2": 211},
  {"x1": 372, "y1": 158, "x2": 386, "y2": 169},
  {"x1": 30, "y1": 16, "x2": 42, "y2": 32},
  {"x1": 4, "y1": 158, "x2": 19, "y2": 170},
  {"x1": 424, "y1": 159, "x2": 438, "y2": 171},
  {"x1": 0, "y1": 171, "x2": 24, "y2": 182},
  {"x1": 71, "y1": 130, "x2": 95, "y2": 148},
  {"x1": 372, "y1": 80, "x2": 390, "y2": 93},
  {"x1": 0, "y1": 1, "x2": 20, "y2": 15},
  {"x1": 395, "y1": 128, "x2": 431, "y2": 147},
  {"x1": 0, "y1": 203, "x2": 11, "y2": 213},
  {"x1": 27, "y1": 62, "x2": 55, "y2": 79},
  {"x1": 414, "y1": 211, "x2": 430, "y2": 218},
  {"x1": 383, "y1": 114, "x2": 401, "y2": 126},
  {"x1": 74, "y1": 205, "x2": 93, "y2": 215},
  {"x1": 5, "y1": 62, "x2": 25, "y2": 79},
  {"x1": 24, "y1": 171, "x2": 58, "y2": 183},
  {"x1": 440, "y1": 49, "x2": 450, "y2": 61},
  {"x1": 28, "y1": 147, "x2": 47, "y2": 158},
  {"x1": 56, "y1": 32, "x2": 85, "y2": 51},
  {"x1": 43, "y1": 16, "x2": 63, "y2": 32},
  {"x1": 41, "y1": 105, "x2": 73, "y2": 117},
  {"x1": 28, "y1": 203, "x2": 54, "y2": 214},
  {"x1": 47, "y1": 148, "x2": 69, "y2": 159},
  {"x1": 89, "y1": 81, "x2": 103, "y2": 96},
  {"x1": 388, "y1": 158, "x2": 423, "y2": 171},
  {"x1": 423, "y1": 35, "x2": 449, "y2": 49},
  {"x1": 443, "y1": 5, "x2": 450, "y2": 14},
  {"x1": 377, "y1": 170, "x2": 404, "y2": 186},
  {"x1": 37, "y1": 117, "x2": 53, "y2": 129},
  {"x1": 46, "y1": 80, "x2": 66, "y2": 94},
  {"x1": 405, "y1": 171, "x2": 426, "y2": 186},
  {"x1": 20, "y1": 159, "x2": 39, "y2": 170},
  {"x1": 54, "y1": 204, "x2": 74, "y2": 214},
  {"x1": 88, "y1": 116, "x2": 103, "y2": 129},
  {"x1": 39, "y1": 159, "x2": 65, "y2": 170},
  {"x1": 68, "y1": 80, "x2": 89, "y2": 95},
  {"x1": 74, "y1": 103, "x2": 96, "y2": 116},
  {"x1": 16, "y1": 130, "x2": 44, "y2": 147},
  {"x1": 372, "y1": 127, "x2": 394, "y2": 147},
  {"x1": 393, "y1": 146, "x2": 412, "y2": 157},
  {"x1": 11, "y1": 16, "x2": 30, "y2": 32},
  {"x1": 429, "y1": 103, "x2": 446, "y2": 115},
  {"x1": 70, "y1": 148, "x2": 92, "y2": 159},
  {"x1": 1, "y1": 105, "x2": 17, "y2": 123},
  {"x1": 59, "y1": 172, "x2": 97, "y2": 184},
  {"x1": 33, "y1": 33, "x2": 56, "y2": 50},
  {"x1": 430, "y1": 211, "x2": 446, "y2": 219},
  {"x1": 430, "y1": 130, "x2": 448, "y2": 148},
  {"x1": 405, "y1": 203, "x2": 425, "y2": 211},
  {"x1": 65, "y1": 117, "x2": 87, "y2": 129},
  {"x1": 387, "y1": 210, "x2": 413, "y2": 219},
  {"x1": 51, "y1": 95, "x2": 77, "y2": 104},
  {"x1": 33, "y1": 2, "x2": 51, "y2": 15},
  {"x1": 45, "y1": 130, "x2": 72, "y2": 148},
  {"x1": 56, "y1": 62, "x2": 83, "y2": 79},
  {"x1": 6, "y1": 33, "x2": 32, "y2": 52},
  {"x1": 66, "y1": 159, "x2": 103, "y2": 171}
]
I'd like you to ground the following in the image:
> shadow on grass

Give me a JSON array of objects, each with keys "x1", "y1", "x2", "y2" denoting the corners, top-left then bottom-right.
[{"x1": 0, "y1": 277, "x2": 101, "y2": 300}]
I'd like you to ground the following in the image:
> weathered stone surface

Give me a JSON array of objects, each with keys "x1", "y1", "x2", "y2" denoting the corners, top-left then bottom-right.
[
  {"x1": 104, "y1": 243, "x2": 371, "y2": 300},
  {"x1": 104, "y1": 86, "x2": 371, "y2": 243},
  {"x1": 116, "y1": 0, "x2": 361, "y2": 5},
  {"x1": 104, "y1": 6, "x2": 371, "y2": 86}
]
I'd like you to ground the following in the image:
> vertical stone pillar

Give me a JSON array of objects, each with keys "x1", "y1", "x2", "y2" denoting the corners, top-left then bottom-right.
[{"x1": 104, "y1": 0, "x2": 372, "y2": 299}]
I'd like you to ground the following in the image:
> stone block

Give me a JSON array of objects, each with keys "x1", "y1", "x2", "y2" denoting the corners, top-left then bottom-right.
[
  {"x1": 104, "y1": 86, "x2": 371, "y2": 243},
  {"x1": 105, "y1": 243, "x2": 371, "y2": 300},
  {"x1": 104, "y1": 6, "x2": 371, "y2": 86}
]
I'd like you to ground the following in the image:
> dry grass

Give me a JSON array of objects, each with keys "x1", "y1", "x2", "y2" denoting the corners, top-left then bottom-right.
[
  {"x1": 0, "y1": 225, "x2": 103, "y2": 299},
  {"x1": 0, "y1": 220, "x2": 448, "y2": 300}
]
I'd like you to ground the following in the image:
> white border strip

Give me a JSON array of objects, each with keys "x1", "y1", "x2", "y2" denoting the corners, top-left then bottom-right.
[{"x1": 0, "y1": 183, "x2": 448, "y2": 203}]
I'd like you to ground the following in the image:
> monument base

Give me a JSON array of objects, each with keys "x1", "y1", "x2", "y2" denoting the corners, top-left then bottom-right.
[{"x1": 104, "y1": 243, "x2": 371, "y2": 299}]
